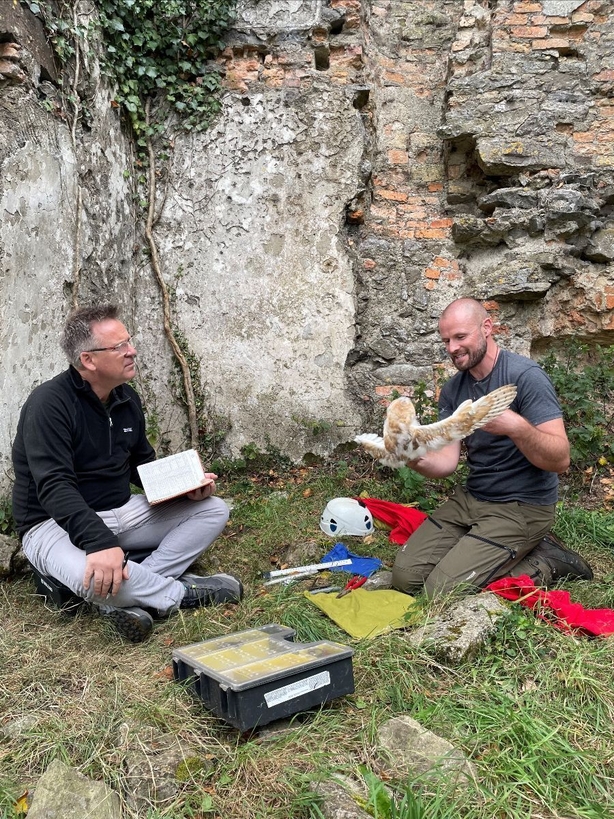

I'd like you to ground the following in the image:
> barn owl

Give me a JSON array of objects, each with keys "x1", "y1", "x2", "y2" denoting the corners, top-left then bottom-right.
[{"x1": 355, "y1": 384, "x2": 517, "y2": 468}]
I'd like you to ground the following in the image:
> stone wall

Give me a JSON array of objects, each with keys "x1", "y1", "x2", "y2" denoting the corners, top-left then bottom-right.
[
  {"x1": 349, "y1": 0, "x2": 614, "y2": 412},
  {"x1": 1, "y1": 0, "x2": 613, "y2": 491}
]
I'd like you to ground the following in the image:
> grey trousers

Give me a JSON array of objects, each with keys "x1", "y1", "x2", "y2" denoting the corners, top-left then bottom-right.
[
  {"x1": 392, "y1": 485, "x2": 555, "y2": 596},
  {"x1": 22, "y1": 494, "x2": 230, "y2": 614}
]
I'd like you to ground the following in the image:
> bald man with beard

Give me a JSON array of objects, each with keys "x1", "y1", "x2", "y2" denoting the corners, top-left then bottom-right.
[{"x1": 392, "y1": 298, "x2": 593, "y2": 597}]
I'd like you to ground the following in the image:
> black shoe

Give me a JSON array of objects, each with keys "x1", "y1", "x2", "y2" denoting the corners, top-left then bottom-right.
[
  {"x1": 179, "y1": 573, "x2": 243, "y2": 608},
  {"x1": 104, "y1": 606, "x2": 154, "y2": 643},
  {"x1": 528, "y1": 533, "x2": 593, "y2": 586}
]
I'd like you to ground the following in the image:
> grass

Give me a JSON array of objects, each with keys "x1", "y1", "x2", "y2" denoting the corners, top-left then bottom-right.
[{"x1": 1, "y1": 456, "x2": 613, "y2": 818}]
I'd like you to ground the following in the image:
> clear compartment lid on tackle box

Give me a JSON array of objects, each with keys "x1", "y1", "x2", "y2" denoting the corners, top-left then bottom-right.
[{"x1": 172, "y1": 624, "x2": 354, "y2": 691}]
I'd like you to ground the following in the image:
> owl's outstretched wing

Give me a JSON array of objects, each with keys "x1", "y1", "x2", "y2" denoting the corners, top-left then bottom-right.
[
  {"x1": 354, "y1": 432, "x2": 386, "y2": 458},
  {"x1": 353, "y1": 433, "x2": 407, "y2": 468},
  {"x1": 355, "y1": 384, "x2": 517, "y2": 467},
  {"x1": 410, "y1": 383, "x2": 517, "y2": 452}
]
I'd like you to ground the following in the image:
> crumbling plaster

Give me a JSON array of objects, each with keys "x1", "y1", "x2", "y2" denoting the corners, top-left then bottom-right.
[
  {"x1": 153, "y1": 84, "x2": 365, "y2": 456},
  {"x1": 0, "y1": 2, "x2": 139, "y2": 490}
]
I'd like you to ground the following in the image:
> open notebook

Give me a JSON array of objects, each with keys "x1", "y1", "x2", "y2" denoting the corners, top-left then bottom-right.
[{"x1": 137, "y1": 449, "x2": 212, "y2": 504}]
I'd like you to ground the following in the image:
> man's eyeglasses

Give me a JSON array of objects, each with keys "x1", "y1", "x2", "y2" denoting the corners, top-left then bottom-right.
[{"x1": 85, "y1": 338, "x2": 134, "y2": 354}]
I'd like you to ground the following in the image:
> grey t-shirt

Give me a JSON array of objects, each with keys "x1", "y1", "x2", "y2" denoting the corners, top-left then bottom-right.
[{"x1": 438, "y1": 350, "x2": 563, "y2": 505}]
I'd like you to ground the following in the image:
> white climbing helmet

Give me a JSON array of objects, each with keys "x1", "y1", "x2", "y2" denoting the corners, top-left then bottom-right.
[{"x1": 319, "y1": 498, "x2": 374, "y2": 537}]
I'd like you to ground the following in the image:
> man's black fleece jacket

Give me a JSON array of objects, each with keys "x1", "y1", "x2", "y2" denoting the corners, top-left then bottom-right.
[{"x1": 12, "y1": 367, "x2": 156, "y2": 554}]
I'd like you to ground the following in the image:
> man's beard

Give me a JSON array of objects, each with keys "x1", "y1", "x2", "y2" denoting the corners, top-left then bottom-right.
[{"x1": 450, "y1": 335, "x2": 487, "y2": 371}]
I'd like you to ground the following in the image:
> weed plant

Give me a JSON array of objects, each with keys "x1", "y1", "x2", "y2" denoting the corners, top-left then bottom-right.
[
  {"x1": 541, "y1": 342, "x2": 614, "y2": 475},
  {"x1": 1, "y1": 456, "x2": 613, "y2": 818}
]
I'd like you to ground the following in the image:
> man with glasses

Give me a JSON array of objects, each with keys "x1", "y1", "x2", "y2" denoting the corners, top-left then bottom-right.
[{"x1": 12, "y1": 304, "x2": 242, "y2": 642}]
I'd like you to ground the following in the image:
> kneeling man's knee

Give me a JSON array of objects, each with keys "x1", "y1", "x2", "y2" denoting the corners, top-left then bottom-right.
[{"x1": 392, "y1": 553, "x2": 427, "y2": 594}]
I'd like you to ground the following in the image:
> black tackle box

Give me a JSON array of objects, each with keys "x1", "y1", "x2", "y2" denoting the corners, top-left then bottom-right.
[{"x1": 172, "y1": 624, "x2": 354, "y2": 731}]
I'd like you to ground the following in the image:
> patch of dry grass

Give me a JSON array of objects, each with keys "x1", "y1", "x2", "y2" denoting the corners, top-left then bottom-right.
[{"x1": 1, "y1": 459, "x2": 614, "y2": 818}]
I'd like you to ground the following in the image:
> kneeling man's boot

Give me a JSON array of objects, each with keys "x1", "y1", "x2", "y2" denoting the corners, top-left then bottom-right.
[{"x1": 526, "y1": 532, "x2": 593, "y2": 588}]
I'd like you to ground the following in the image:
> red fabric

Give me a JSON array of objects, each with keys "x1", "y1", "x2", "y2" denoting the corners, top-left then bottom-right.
[
  {"x1": 358, "y1": 497, "x2": 427, "y2": 545},
  {"x1": 486, "y1": 575, "x2": 614, "y2": 637}
]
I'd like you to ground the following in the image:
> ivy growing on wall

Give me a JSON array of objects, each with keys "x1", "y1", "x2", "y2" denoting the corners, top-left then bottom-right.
[
  {"x1": 28, "y1": 0, "x2": 237, "y2": 135},
  {"x1": 97, "y1": 0, "x2": 237, "y2": 137}
]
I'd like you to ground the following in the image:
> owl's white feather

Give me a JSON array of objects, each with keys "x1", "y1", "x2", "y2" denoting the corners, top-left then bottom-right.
[{"x1": 355, "y1": 384, "x2": 517, "y2": 468}]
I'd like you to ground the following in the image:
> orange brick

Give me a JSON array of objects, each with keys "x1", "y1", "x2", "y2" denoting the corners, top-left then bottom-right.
[
  {"x1": 400, "y1": 211, "x2": 424, "y2": 222},
  {"x1": 425, "y1": 267, "x2": 441, "y2": 279},
  {"x1": 511, "y1": 25, "x2": 548, "y2": 37},
  {"x1": 330, "y1": 45, "x2": 363, "y2": 70},
  {"x1": 452, "y1": 40, "x2": 471, "y2": 53},
  {"x1": 513, "y1": 2, "x2": 543, "y2": 11},
  {"x1": 224, "y1": 72, "x2": 248, "y2": 92},
  {"x1": 573, "y1": 131, "x2": 595, "y2": 143},
  {"x1": 505, "y1": 13, "x2": 530, "y2": 25},
  {"x1": 572, "y1": 13, "x2": 594, "y2": 24},
  {"x1": 416, "y1": 228, "x2": 450, "y2": 239},
  {"x1": 531, "y1": 38, "x2": 570, "y2": 50},
  {"x1": 567, "y1": 27, "x2": 590, "y2": 41},
  {"x1": 383, "y1": 71, "x2": 407, "y2": 85},
  {"x1": 388, "y1": 149, "x2": 409, "y2": 165},
  {"x1": 268, "y1": 77, "x2": 288, "y2": 89},
  {"x1": 503, "y1": 40, "x2": 532, "y2": 54},
  {"x1": 375, "y1": 386, "x2": 393, "y2": 396},
  {"x1": 370, "y1": 204, "x2": 394, "y2": 219},
  {"x1": 429, "y1": 218, "x2": 454, "y2": 228},
  {"x1": 428, "y1": 182, "x2": 444, "y2": 192},
  {"x1": 378, "y1": 188, "x2": 409, "y2": 203},
  {"x1": 376, "y1": 55, "x2": 399, "y2": 71},
  {"x1": 331, "y1": 0, "x2": 360, "y2": 9},
  {"x1": 594, "y1": 69, "x2": 614, "y2": 81}
]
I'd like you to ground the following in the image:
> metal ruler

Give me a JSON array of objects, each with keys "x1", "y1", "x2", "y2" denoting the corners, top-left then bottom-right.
[{"x1": 263, "y1": 558, "x2": 352, "y2": 580}]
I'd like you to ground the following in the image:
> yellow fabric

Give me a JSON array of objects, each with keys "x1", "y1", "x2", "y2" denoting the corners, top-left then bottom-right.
[{"x1": 304, "y1": 587, "x2": 420, "y2": 639}]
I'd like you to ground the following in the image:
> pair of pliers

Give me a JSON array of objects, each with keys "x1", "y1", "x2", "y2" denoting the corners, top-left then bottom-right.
[{"x1": 336, "y1": 575, "x2": 367, "y2": 598}]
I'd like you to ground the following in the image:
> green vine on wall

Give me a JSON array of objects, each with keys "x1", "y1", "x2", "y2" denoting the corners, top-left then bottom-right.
[
  {"x1": 29, "y1": 0, "x2": 238, "y2": 452},
  {"x1": 97, "y1": 0, "x2": 236, "y2": 139},
  {"x1": 30, "y1": 0, "x2": 237, "y2": 136}
]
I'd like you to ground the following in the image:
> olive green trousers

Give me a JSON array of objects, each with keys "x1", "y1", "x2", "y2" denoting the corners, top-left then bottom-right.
[{"x1": 392, "y1": 485, "x2": 555, "y2": 597}]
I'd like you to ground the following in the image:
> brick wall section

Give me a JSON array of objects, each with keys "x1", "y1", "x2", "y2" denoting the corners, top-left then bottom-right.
[
  {"x1": 353, "y1": 0, "x2": 473, "y2": 403},
  {"x1": 216, "y1": 1, "x2": 614, "y2": 412},
  {"x1": 219, "y1": 1, "x2": 364, "y2": 93},
  {"x1": 490, "y1": 1, "x2": 614, "y2": 169}
]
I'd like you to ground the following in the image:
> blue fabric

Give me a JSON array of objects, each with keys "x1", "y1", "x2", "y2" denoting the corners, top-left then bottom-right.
[{"x1": 321, "y1": 542, "x2": 382, "y2": 577}]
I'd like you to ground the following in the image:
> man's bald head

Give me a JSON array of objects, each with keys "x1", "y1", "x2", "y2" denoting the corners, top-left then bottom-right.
[{"x1": 440, "y1": 298, "x2": 489, "y2": 326}]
